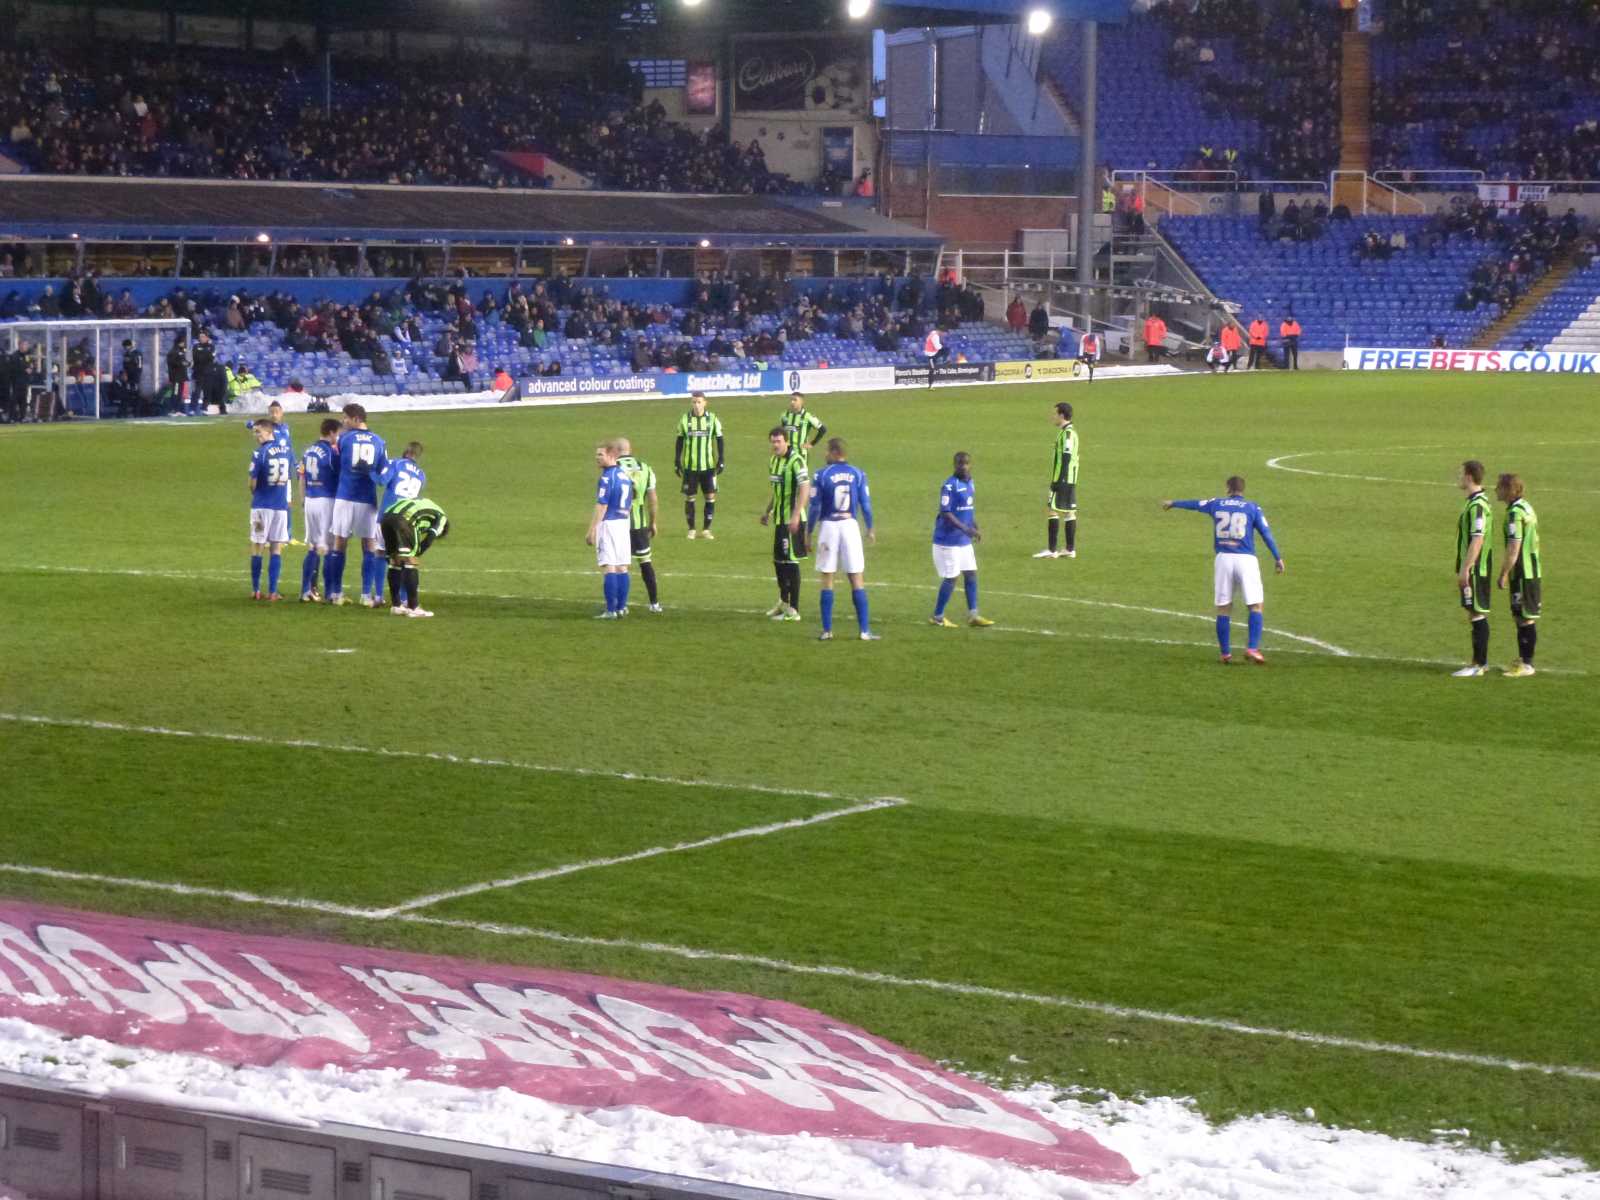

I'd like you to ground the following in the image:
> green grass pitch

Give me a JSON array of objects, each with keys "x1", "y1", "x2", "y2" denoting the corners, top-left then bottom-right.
[{"x1": 2, "y1": 371, "x2": 1597, "y2": 1165}]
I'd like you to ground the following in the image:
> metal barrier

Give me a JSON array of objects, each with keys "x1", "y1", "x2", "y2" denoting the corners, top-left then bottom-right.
[{"x1": 0, "y1": 1068, "x2": 819, "y2": 1200}]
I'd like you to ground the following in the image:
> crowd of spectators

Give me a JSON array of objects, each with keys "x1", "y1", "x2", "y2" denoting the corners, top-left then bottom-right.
[
  {"x1": 1373, "y1": 0, "x2": 1600, "y2": 181},
  {"x1": 1441, "y1": 199, "x2": 1586, "y2": 315},
  {"x1": 1155, "y1": 0, "x2": 1343, "y2": 182},
  {"x1": 0, "y1": 40, "x2": 803, "y2": 194}
]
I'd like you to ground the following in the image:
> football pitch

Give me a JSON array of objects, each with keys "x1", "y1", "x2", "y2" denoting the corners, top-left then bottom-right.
[{"x1": 3, "y1": 371, "x2": 1598, "y2": 1168}]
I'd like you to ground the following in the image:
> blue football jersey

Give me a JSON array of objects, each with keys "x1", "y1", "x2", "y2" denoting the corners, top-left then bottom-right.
[
  {"x1": 334, "y1": 429, "x2": 389, "y2": 505},
  {"x1": 381, "y1": 459, "x2": 426, "y2": 510},
  {"x1": 302, "y1": 441, "x2": 339, "y2": 501},
  {"x1": 596, "y1": 465, "x2": 634, "y2": 521},
  {"x1": 933, "y1": 475, "x2": 976, "y2": 547},
  {"x1": 1172, "y1": 496, "x2": 1281, "y2": 557},
  {"x1": 809, "y1": 462, "x2": 873, "y2": 529},
  {"x1": 250, "y1": 444, "x2": 293, "y2": 511},
  {"x1": 271, "y1": 422, "x2": 294, "y2": 458}
]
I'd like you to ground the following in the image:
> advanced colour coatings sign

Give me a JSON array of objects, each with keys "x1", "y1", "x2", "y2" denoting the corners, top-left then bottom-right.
[
  {"x1": 0, "y1": 904, "x2": 1135, "y2": 1183},
  {"x1": 1344, "y1": 346, "x2": 1600, "y2": 373}
]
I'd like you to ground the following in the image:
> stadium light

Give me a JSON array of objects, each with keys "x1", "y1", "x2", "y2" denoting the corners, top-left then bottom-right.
[
  {"x1": 1026, "y1": 6, "x2": 1052, "y2": 35},
  {"x1": 699, "y1": 238, "x2": 712, "y2": 248},
  {"x1": 846, "y1": 0, "x2": 872, "y2": 19},
  {"x1": 562, "y1": 236, "x2": 575, "y2": 246},
  {"x1": 681, "y1": 0, "x2": 705, "y2": 7},
  {"x1": 255, "y1": 232, "x2": 271, "y2": 243}
]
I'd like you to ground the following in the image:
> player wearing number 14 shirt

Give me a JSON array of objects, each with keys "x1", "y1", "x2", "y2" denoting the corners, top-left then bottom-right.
[
  {"x1": 1163, "y1": 476, "x2": 1285, "y2": 664},
  {"x1": 327, "y1": 404, "x2": 389, "y2": 607}
]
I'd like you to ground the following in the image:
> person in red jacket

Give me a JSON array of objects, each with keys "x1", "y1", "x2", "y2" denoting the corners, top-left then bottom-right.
[
  {"x1": 1006, "y1": 295, "x2": 1028, "y2": 333},
  {"x1": 1219, "y1": 322, "x2": 1243, "y2": 371},
  {"x1": 1143, "y1": 313, "x2": 1168, "y2": 362},
  {"x1": 1247, "y1": 315, "x2": 1270, "y2": 370}
]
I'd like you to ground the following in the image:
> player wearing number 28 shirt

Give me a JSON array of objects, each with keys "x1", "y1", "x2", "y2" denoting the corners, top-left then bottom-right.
[{"x1": 1163, "y1": 476, "x2": 1285, "y2": 664}]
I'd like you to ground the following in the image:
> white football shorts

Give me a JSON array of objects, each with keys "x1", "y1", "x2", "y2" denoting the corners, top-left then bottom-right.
[
  {"x1": 331, "y1": 498, "x2": 379, "y2": 541},
  {"x1": 596, "y1": 518, "x2": 632, "y2": 568},
  {"x1": 303, "y1": 497, "x2": 334, "y2": 552},
  {"x1": 931, "y1": 543, "x2": 977, "y2": 578},
  {"x1": 1214, "y1": 552, "x2": 1265, "y2": 607},
  {"x1": 814, "y1": 520, "x2": 865, "y2": 574},
  {"x1": 249, "y1": 508, "x2": 290, "y2": 546}
]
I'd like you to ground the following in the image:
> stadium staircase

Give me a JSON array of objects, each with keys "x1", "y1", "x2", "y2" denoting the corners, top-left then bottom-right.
[
  {"x1": 1491, "y1": 260, "x2": 1600, "y2": 352},
  {"x1": 1472, "y1": 246, "x2": 1586, "y2": 349},
  {"x1": 1338, "y1": 30, "x2": 1373, "y2": 180}
]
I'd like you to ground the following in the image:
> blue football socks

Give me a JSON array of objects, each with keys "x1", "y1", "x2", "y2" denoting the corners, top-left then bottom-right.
[
  {"x1": 963, "y1": 573, "x2": 978, "y2": 613},
  {"x1": 250, "y1": 554, "x2": 262, "y2": 592},
  {"x1": 1216, "y1": 615, "x2": 1232, "y2": 655},
  {"x1": 934, "y1": 578, "x2": 955, "y2": 617},
  {"x1": 1247, "y1": 610, "x2": 1264, "y2": 651},
  {"x1": 820, "y1": 588, "x2": 835, "y2": 632},
  {"x1": 851, "y1": 587, "x2": 869, "y2": 634},
  {"x1": 267, "y1": 555, "x2": 282, "y2": 596}
]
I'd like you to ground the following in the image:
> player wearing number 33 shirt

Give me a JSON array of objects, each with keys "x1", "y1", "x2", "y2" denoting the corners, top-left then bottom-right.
[
  {"x1": 247, "y1": 420, "x2": 294, "y2": 601},
  {"x1": 1164, "y1": 476, "x2": 1284, "y2": 665}
]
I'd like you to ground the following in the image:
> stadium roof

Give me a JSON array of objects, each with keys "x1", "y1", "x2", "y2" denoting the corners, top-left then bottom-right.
[{"x1": 0, "y1": 178, "x2": 943, "y2": 249}]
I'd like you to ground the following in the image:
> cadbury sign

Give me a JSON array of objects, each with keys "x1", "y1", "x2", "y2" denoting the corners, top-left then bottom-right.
[{"x1": 0, "y1": 904, "x2": 1134, "y2": 1184}]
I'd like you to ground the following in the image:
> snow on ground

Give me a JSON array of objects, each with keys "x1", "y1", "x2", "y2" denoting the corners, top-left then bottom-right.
[{"x1": 1, "y1": 1017, "x2": 1596, "y2": 1199}]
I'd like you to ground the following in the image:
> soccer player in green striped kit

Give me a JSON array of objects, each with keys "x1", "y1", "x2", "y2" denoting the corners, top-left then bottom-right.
[
  {"x1": 760, "y1": 427, "x2": 812, "y2": 622},
  {"x1": 1496, "y1": 472, "x2": 1542, "y2": 677},
  {"x1": 1034, "y1": 401, "x2": 1079, "y2": 559},
  {"x1": 1453, "y1": 459, "x2": 1494, "y2": 677},
  {"x1": 676, "y1": 391, "x2": 724, "y2": 540}
]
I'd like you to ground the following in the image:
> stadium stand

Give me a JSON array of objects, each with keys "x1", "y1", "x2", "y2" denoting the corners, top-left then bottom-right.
[
  {"x1": 0, "y1": 43, "x2": 804, "y2": 194},
  {"x1": 1044, "y1": 0, "x2": 1341, "y2": 180},
  {"x1": 1372, "y1": 0, "x2": 1600, "y2": 180},
  {"x1": 1160, "y1": 213, "x2": 1501, "y2": 353}
]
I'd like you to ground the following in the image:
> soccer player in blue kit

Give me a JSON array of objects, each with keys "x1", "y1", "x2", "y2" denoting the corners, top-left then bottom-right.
[
  {"x1": 929, "y1": 451, "x2": 994, "y2": 628},
  {"x1": 247, "y1": 419, "x2": 293, "y2": 601},
  {"x1": 299, "y1": 418, "x2": 341, "y2": 601},
  {"x1": 807, "y1": 437, "x2": 878, "y2": 642},
  {"x1": 587, "y1": 440, "x2": 635, "y2": 619},
  {"x1": 1163, "y1": 475, "x2": 1286, "y2": 664},
  {"x1": 327, "y1": 403, "x2": 389, "y2": 607}
]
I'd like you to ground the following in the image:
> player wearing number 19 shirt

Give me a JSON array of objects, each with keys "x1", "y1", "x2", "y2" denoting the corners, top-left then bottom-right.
[
  {"x1": 807, "y1": 438, "x2": 877, "y2": 641},
  {"x1": 247, "y1": 420, "x2": 293, "y2": 601},
  {"x1": 327, "y1": 403, "x2": 389, "y2": 607},
  {"x1": 1163, "y1": 476, "x2": 1285, "y2": 664},
  {"x1": 299, "y1": 417, "x2": 342, "y2": 601},
  {"x1": 587, "y1": 441, "x2": 635, "y2": 619}
]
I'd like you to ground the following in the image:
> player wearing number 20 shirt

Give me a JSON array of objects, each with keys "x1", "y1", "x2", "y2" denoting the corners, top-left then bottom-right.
[{"x1": 1164, "y1": 476, "x2": 1284, "y2": 664}]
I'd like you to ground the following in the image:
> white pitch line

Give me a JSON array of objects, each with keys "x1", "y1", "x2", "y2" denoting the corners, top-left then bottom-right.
[
  {"x1": 3, "y1": 855, "x2": 1595, "y2": 1084},
  {"x1": 372, "y1": 798, "x2": 907, "y2": 918},
  {"x1": 0, "y1": 862, "x2": 374, "y2": 919},
  {"x1": 1267, "y1": 445, "x2": 1600, "y2": 494},
  {"x1": 0, "y1": 713, "x2": 895, "y2": 806},
  {"x1": 395, "y1": 912, "x2": 1600, "y2": 1084}
]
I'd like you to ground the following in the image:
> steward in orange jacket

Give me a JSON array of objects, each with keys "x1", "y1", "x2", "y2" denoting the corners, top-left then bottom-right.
[
  {"x1": 1247, "y1": 317, "x2": 1269, "y2": 369},
  {"x1": 1279, "y1": 316, "x2": 1303, "y2": 370}
]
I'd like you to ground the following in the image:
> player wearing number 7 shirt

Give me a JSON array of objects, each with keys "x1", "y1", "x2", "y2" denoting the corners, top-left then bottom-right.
[
  {"x1": 326, "y1": 403, "x2": 389, "y2": 607},
  {"x1": 1163, "y1": 476, "x2": 1285, "y2": 664}
]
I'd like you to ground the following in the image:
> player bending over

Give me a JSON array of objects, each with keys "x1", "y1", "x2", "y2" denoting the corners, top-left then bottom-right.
[
  {"x1": 930, "y1": 452, "x2": 994, "y2": 628},
  {"x1": 380, "y1": 496, "x2": 449, "y2": 619},
  {"x1": 587, "y1": 441, "x2": 635, "y2": 619},
  {"x1": 808, "y1": 437, "x2": 878, "y2": 641},
  {"x1": 378, "y1": 441, "x2": 426, "y2": 606},
  {"x1": 616, "y1": 437, "x2": 663, "y2": 612},
  {"x1": 247, "y1": 419, "x2": 293, "y2": 601},
  {"x1": 1496, "y1": 472, "x2": 1541, "y2": 678},
  {"x1": 1163, "y1": 476, "x2": 1285, "y2": 664},
  {"x1": 1452, "y1": 459, "x2": 1494, "y2": 676},
  {"x1": 299, "y1": 418, "x2": 341, "y2": 601}
]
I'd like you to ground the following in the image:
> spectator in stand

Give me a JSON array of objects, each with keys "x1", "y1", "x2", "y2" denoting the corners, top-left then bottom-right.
[
  {"x1": 1143, "y1": 312, "x2": 1168, "y2": 362},
  {"x1": 1006, "y1": 295, "x2": 1028, "y2": 334},
  {"x1": 1028, "y1": 301, "x2": 1051, "y2": 350}
]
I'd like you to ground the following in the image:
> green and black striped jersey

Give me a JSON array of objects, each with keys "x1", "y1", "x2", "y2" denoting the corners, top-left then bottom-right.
[
  {"x1": 384, "y1": 496, "x2": 448, "y2": 553},
  {"x1": 768, "y1": 448, "x2": 811, "y2": 523},
  {"x1": 675, "y1": 410, "x2": 724, "y2": 473},
  {"x1": 1457, "y1": 489, "x2": 1493, "y2": 576},
  {"x1": 781, "y1": 406, "x2": 825, "y2": 451},
  {"x1": 1504, "y1": 497, "x2": 1541, "y2": 579},
  {"x1": 1052, "y1": 424, "x2": 1079, "y2": 484},
  {"x1": 615, "y1": 455, "x2": 657, "y2": 531}
]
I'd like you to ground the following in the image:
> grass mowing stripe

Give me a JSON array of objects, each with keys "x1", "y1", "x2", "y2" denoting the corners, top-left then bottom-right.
[
  {"x1": 375, "y1": 797, "x2": 909, "y2": 916},
  {"x1": 396, "y1": 912, "x2": 1600, "y2": 1084},
  {"x1": 0, "y1": 712, "x2": 898, "y2": 805}
]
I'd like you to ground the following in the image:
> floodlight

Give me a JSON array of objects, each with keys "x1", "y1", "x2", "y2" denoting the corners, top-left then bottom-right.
[
  {"x1": 846, "y1": 0, "x2": 872, "y2": 19},
  {"x1": 255, "y1": 232, "x2": 271, "y2": 243},
  {"x1": 699, "y1": 238, "x2": 712, "y2": 248},
  {"x1": 1026, "y1": 7, "x2": 1052, "y2": 35}
]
